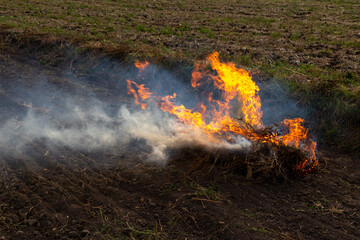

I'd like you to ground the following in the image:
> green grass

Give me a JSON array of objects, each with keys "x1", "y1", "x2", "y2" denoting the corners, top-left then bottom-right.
[
  {"x1": 269, "y1": 32, "x2": 281, "y2": 39},
  {"x1": 98, "y1": 209, "x2": 166, "y2": 239},
  {"x1": 190, "y1": 182, "x2": 223, "y2": 201},
  {"x1": 135, "y1": 24, "x2": 148, "y2": 32},
  {"x1": 198, "y1": 27, "x2": 215, "y2": 38},
  {"x1": 251, "y1": 227, "x2": 269, "y2": 234},
  {"x1": 160, "y1": 26, "x2": 176, "y2": 35}
]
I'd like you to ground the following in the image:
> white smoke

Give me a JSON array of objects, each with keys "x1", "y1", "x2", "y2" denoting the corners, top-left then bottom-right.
[
  {"x1": 119, "y1": 106, "x2": 251, "y2": 162},
  {"x1": 0, "y1": 57, "x2": 257, "y2": 165},
  {"x1": 0, "y1": 94, "x2": 250, "y2": 165}
]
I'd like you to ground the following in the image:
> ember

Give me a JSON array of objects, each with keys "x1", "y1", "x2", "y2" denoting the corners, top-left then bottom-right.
[{"x1": 126, "y1": 52, "x2": 317, "y2": 173}]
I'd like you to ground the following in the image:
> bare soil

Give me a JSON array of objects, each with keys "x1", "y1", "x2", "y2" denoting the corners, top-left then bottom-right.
[{"x1": 0, "y1": 34, "x2": 359, "y2": 240}]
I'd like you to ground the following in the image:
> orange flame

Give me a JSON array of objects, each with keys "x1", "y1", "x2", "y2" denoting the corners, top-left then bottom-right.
[
  {"x1": 127, "y1": 52, "x2": 317, "y2": 172},
  {"x1": 281, "y1": 118, "x2": 317, "y2": 171},
  {"x1": 191, "y1": 63, "x2": 203, "y2": 88},
  {"x1": 126, "y1": 80, "x2": 152, "y2": 109},
  {"x1": 281, "y1": 118, "x2": 308, "y2": 148},
  {"x1": 135, "y1": 60, "x2": 149, "y2": 72}
]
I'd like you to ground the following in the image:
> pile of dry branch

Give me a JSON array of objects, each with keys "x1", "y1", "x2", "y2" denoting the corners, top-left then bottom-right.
[{"x1": 169, "y1": 141, "x2": 310, "y2": 181}]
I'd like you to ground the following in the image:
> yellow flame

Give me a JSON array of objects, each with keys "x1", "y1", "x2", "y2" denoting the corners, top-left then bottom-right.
[
  {"x1": 207, "y1": 52, "x2": 263, "y2": 127},
  {"x1": 127, "y1": 52, "x2": 317, "y2": 172}
]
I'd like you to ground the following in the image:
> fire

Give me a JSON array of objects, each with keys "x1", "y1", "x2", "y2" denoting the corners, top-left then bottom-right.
[
  {"x1": 206, "y1": 52, "x2": 262, "y2": 127},
  {"x1": 281, "y1": 118, "x2": 308, "y2": 148},
  {"x1": 127, "y1": 53, "x2": 318, "y2": 172},
  {"x1": 126, "y1": 79, "x2": 152, "y2": 109},
  {"x1": 134, "y1": 60, "x2": 149, "y2": 72},
  {"x1": 280, "y1": 118, "x2": 317, "y2": 172},
  {"x1": 191, "y1": 63, "x2": 203, "y2": 88}
]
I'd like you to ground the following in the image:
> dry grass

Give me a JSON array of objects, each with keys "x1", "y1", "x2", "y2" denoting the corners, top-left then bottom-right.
[{"x1": 170, "y1": 141, "x2": 312, "y2": 181}]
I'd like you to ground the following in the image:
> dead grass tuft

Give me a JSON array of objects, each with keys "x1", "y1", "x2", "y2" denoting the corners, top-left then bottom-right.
[{"x1": 170, "y1": 140, "x2": 314, "y2": 181}]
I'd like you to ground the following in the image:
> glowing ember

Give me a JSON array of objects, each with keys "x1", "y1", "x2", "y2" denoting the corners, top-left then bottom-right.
[{"x1": 127, "y1": 52, "x2": 318, "y2": 172}]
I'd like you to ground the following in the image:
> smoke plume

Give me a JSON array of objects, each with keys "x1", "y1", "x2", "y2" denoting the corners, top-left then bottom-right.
[
  {"x1": 0, "y1": 57, "x2": 306, "y2": 166},
  {"x1": 0, "y1": 70, "x2": 250, "y2": 165}
]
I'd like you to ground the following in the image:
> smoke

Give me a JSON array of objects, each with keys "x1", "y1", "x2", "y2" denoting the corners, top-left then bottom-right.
[
  {"x1": 0, "y1": 67, "x2": 250, "y2": 165},
  {"x1": 0, "y1": 98, "x2": 250, "y2": 165},
  {"x1": 0, "y1": 55, "x2": 307, "y2": 166},
  {"x1": 257, "y1": 80, "x2": 307, "y2": 126},
  {"x1": 120, "y1": 106, "x2": 250, "y2": 162}
]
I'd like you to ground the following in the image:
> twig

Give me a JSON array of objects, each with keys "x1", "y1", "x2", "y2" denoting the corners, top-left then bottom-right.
[
  {"x1": 59, "y1": 215, "x2": 69, "y2": 231},
  {"x1": 208, "y1": 153, "x2": 220, "y2": 174},
  {"x1": 191, "y1": 197, "x2": 222, "y2": 204},
  {"x1": 283, "y1": 67, "x2": 307, "y2": 77}
]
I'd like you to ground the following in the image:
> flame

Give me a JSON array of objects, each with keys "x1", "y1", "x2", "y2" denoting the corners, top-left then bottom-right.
[
  {"x1": 135, "y1": 60, "x2": 149, "y2": 72},
  {"x1": 191, "y1": 63, "x2": 203, "y2": 88},
  {"x1": 206, "y1": 52, "x2": 263, "y2": 127},
  {"x1": 281, "y1": 118, "x2": 308, "y2": 148},
  {"x1": 281, "y1": 118, "x2": 317, "y2": 172},
  {"x1": 127, "y1": 52, "x2": 317, "y2": 172},
  {"x1": 126, "y1": 80, "x2": 152, "y2": 109}
]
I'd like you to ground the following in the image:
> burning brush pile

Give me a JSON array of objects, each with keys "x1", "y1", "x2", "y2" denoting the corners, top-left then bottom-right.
[{"x1": 126, "y1": 52, "x2": 318, "y2": 179}]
